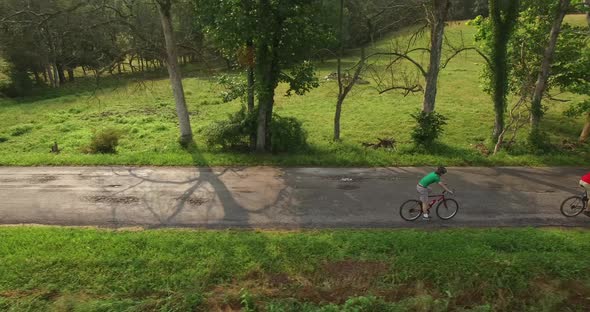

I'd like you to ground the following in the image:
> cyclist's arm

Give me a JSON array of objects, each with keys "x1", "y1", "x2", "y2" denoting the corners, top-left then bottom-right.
[{"x1": 438, "y1": 182, "x2": 453, "y2": 194}]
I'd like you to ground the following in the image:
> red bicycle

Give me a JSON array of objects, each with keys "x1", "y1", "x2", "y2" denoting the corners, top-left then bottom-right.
[
  {"x1": 400, "y1": 191, "x2": 459, "y2": 221},
  {"x1": 560, "y1": 187, "x2": 588, "y2": 217}
]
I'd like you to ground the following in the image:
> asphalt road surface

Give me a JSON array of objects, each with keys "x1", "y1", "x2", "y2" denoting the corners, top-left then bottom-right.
[{"x1": 0, "y1": 166, "x2": 588, "y2": 228}]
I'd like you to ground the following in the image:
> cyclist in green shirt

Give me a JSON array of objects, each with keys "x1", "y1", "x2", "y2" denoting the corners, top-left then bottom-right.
[{"x1": 417, "y1": 167, "x2": 453, "y2": 219}]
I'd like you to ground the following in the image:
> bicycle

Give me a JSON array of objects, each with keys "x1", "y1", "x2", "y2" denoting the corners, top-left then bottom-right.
[
  {"x1": 400, "y1": 191, "x2": 459, "y2": 221},
  {"x1": 560, "y1": 187, "x2": 588, "y2": 217}
]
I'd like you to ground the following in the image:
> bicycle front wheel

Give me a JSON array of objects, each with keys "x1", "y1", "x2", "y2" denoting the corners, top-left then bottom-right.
[
  {"x1": 436, "y1": 198, "x2": 459, "y2": 220},
  {"x1": 400, "y1": 199, "x2": 422, "y2": 221},
  {"x1": 560, "y1": 196, "x2": 586, "y2": 217}
]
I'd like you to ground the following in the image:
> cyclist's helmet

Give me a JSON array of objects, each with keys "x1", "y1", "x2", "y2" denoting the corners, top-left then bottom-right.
[{"x1": 436, "y1": 166, "x2": 447, "y2": 175}]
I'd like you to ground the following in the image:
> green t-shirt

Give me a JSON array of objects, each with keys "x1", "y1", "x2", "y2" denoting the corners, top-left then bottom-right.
[{"x1": 419, "y1": 172, "x2": 440, "y2": 187}]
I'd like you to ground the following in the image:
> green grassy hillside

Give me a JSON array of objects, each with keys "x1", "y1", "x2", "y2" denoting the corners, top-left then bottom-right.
[{"x1": 0, "y1": 15, "x2": 588, "y2": 166}]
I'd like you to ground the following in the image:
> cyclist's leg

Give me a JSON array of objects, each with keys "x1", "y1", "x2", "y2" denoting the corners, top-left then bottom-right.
[
  {"x1": 580, "y1": 180, "x2": 590, "y2": 213},
  {"x1": 417, "y1": 185, "x2": 428, "y2": 213}
]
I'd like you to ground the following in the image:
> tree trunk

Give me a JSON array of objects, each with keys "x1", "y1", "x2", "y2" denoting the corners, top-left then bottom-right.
[
  {"x1": 334, "y1": 96, "x2": 344, "y2": 141},
  {"x1": 67, "y1": 68, "x2": 75, "y2": 82},
  {"x1": 57, "y1": 64, "x2": 66, "y2": 84},
  {"x1": 52, "y1": 63, "x2": 60, "y2": 87},
  {"x1": 157, "y1": 0, "x2": 193, "y2": 144},
  {"x1": 334, "y1": 0, "x2": 367, "y2": 142},
  {"x1": 579, "y1": 112, "x2": 590, "y2": 142},
  {"x1": 256, "y1": 54, "x2": 277, "y2": 152},
  {"x1": 117, "y1": 63, "x2": 122, "y2": 74},
  {"x1": 247, "y1": 60, "x2": 255, "y2": 113},
  {"x1": 489, "y1": 0, "x2": 520, "y2": 141},
  {"x1": 246, "y1": 39, "x2": 256, "y2": 149},
  {"x1": 42, "y1": 68, "x2": 48, "y2": 83},
  {"x1": 530, "y1": 0, "x2": 570, "y2": 130},
  {"x1": 255, "y1": 0, "x2": 275, "y2": 152},
  {"x1": 256, "y1": 87, "x2": 271, "y2": 152},
  {"x1": 255, "y1": 52, "x2": 279, "y2": 152},
  {"x1": 422, "y1": 0, "x2": 450, "y2": 113},
  {"x1": 335, "y1": 0, "x2": 345, "y2": 142},
  {"x1": 493, "y1": 107, "x2": 505, "y2": 140},
  {"x1": 264, "y1": 41, "x2": 282, "y2": 151},
  {"x1": 128, "y1": 57, "x2": 135, "y2": 73},
  {"x1": 82, "y1": 66, "x2": 87, "y2": 77},
  {"x1": 248, "y1": 61, "x2": 256, "y2": 150},
  {"x1": 46, "y1": 64, "x2": 55, "y2": 87},
  {"x1": 33, "y1": 71, "x2": 42, "y2": 85}
]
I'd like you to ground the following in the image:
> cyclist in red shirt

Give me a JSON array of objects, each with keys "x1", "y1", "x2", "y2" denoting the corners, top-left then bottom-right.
[
  {"x1": 580, "y1": 173, "x2": 590, "y2": 217},
  {"x1": 581, "y1": 173, "x2": 590, "y2": 190}
]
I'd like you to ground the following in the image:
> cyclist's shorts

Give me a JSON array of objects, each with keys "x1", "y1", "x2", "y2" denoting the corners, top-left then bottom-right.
[
  {"x1": 416, "y1": 184, "x2": 430, "y2": 203},
  {"x1": 580, "y1": 180, "x2": 590, "y2": 191}
]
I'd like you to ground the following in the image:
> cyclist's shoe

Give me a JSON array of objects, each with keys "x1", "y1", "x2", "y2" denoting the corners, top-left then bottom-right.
[
  {"x1": 422, "y1": 213, "x2": 431, "y2": 220},
  {"x1": 584, "y1": 211, "x2": 590, "y2": 218}
]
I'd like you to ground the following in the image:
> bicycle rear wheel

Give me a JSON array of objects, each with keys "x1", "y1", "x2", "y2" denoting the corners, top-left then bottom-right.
[
  {"x1": 400, "y1": 199, "x2": 422, "y2": 221},
  {"x1": 436, "y1": 198, "x2": 459, "y2": 220},
  {"x1": 560, "y1": 196, "x2": 586, "y2": 217}
]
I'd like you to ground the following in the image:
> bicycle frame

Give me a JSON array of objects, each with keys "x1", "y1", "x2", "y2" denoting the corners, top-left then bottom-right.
[
  {"x1": 427, "y1": 194, "x2": 446, "y2": 208},
  {"x1": 581, "y1": 187, "x2": 588, "y2": 202}
]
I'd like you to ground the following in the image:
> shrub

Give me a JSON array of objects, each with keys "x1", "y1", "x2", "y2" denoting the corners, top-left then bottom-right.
[
  {"x1": 411, "y1": 111, "x2": 448, "y2": 146},
  {"x1": 270, "y1": 115, "x2": 307, "y2": 153},
  {"x1": 202, "y1": 108, "x2": 307, "y2": 153},
  {"x1": 85, "y1": 128, "x2": 122, "y2": 154},
  {"x1": 0, "y1": 68, "x2": 33, "y2": 98},
  {"x1": 527, "y1": 128, "x2": 554, "y2": 154},
  {"x1": 9, "y1": 124, "x2": 33, "y2": 136},
  {"x1": 202, "y1": 107, "x2": 256, "y2": 150}
]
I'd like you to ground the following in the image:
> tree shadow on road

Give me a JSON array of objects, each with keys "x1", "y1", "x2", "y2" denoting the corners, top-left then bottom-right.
[
  {"x1": 105, "y1": 141, "x2": 296, "y2": 228},
  {"x1": 183, "y1": 142, "x2": 251, "y2": 227}
]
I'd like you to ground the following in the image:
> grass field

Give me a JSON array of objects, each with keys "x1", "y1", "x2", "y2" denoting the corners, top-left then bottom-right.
[
  {"x1": 0, "y1": 227, "x2": 589, "y2": 311},
  {"x1": 0, "y1": 15, "x2": 588, "y2": 166}
]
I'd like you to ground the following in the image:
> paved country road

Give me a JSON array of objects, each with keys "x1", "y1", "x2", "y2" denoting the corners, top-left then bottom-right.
[{"x1": 0, "y1": 166, "x2": 588, "y2": 228}]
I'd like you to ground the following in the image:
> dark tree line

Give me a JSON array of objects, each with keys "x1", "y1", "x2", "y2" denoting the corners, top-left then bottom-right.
[{"x1": 0, "y1": 0, "x2": 205, "y2": 96}]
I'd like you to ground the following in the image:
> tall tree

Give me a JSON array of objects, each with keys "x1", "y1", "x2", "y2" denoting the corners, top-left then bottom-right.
[
  {"x1": 422, "y1": 0, "x2": 450, "y2": 113},
  {"x1": 488, "y1": 0, "x2": 521, "y2": 141},
  {"x1": 333, "y1": 0, "x2": 367, "y2": 141},
  {"x1": 155, "y1": 0, "x2": 193, "y2": 144},
  {"x1": 530, "y1": 0, "x2": 570, "y2": 132},
  {"x1": 581, "y1": 0, "x2": 590, "y2": 141},
  {"x1": 558, "y1": 1, "x2": 590, "y2": 142},
  {"x1": 195, "y1": 0, "x2": 329, "y2": 152},
  {"x1": 254, "y1": 1, "x2": 328, "y2": 151},
  {"x1": 472, "y1": 0, "x2": 586, "y2": 150},
  {"x1": 194, "y1": 0, "x2": 257, "y2": 145}
]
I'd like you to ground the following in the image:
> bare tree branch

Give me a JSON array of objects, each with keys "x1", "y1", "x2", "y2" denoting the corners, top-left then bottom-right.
[
  {"x1": 441, "y1": 47, "x2": 491, "y2": 68},
  {"x1": 367, "y1": 51, "x2": 427, "y2": 77},
  {"x1": 377, "y1": 84, "x2": 423, "y2": 95}
]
